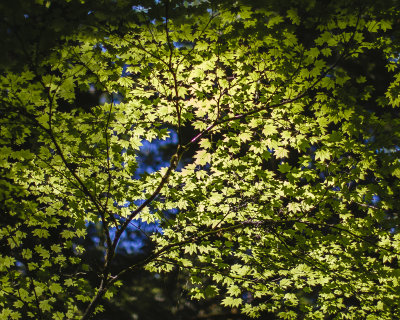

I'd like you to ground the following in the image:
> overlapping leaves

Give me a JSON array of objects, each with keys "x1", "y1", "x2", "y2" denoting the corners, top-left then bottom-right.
[{"x1": 1, "y1": 1, "x2": 400, "y2": 319}]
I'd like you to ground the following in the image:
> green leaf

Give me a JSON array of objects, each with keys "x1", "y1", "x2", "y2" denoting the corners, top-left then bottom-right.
[
  {"x1": 278, "y1": 162, "x2": 292, "y2": 173},
  {"x1": 194, "y1": 149, "x2": 211, "y2": 165},
  {"x1": 49, "y1": 283, "x2": 63, "y2": 294}
]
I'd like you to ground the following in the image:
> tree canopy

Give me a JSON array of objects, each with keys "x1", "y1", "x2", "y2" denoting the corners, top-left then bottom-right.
[{"x1": 1, "y1": 0, "x2": 400, "y2": 319}]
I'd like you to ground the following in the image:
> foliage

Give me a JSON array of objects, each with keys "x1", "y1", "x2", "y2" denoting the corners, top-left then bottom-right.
[{"x1": 1, "y1": 0, "x2": 400, "y2": 319}]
